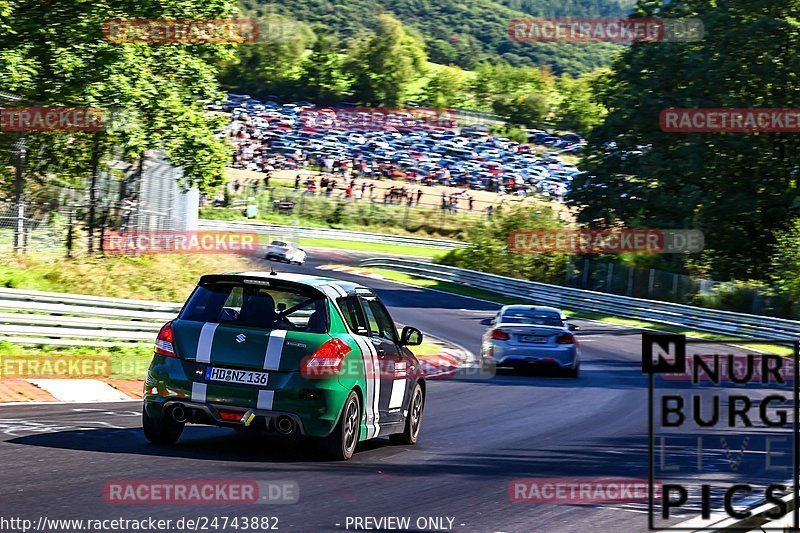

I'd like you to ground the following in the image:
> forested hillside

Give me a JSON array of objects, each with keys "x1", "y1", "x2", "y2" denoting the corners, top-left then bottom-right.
[{"x1": 240, "y1": 0, "x2": 634, "y2": 74}]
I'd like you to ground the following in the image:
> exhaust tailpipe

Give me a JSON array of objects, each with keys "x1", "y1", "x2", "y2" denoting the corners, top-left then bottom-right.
[
  {"x1": 276, "y1": 416, "x2": 294, "y2": 434},
  {"x1": 171, "y1": 405, "x2": 187, "y2": 423}
]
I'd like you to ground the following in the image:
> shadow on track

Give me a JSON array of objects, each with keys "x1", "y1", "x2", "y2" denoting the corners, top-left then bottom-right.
[
  {"x1": 449, "y1": 359, "x2": 646, "y2": 390},
  {"x1": 8, "y1": 427, "x2": 389, "y2": 464}
]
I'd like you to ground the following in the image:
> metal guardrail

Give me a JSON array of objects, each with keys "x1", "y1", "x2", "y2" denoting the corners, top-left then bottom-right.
[
  {"x1": 359, "y1": 258, "x2": 800, "y2": 339},
  {"x1": 0, "y1": 288, "x2": 181, "y2": 346},
  {"x1": 197, "y1": 219, "x2": 467, "y2": 250}
]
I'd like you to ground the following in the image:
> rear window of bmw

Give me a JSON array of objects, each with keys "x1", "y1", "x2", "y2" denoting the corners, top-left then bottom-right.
[
  {"x1": 501, "y1": 310, "x2": 564, "y2": 327},
  {"x1": 180, "y1": 281, "x2": 329, "y2": 333}
]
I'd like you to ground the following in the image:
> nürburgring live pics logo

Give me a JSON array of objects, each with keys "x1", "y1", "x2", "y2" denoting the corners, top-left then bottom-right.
[{"x1": 643, "y1": 333, "x2": 799, "y2": 530}]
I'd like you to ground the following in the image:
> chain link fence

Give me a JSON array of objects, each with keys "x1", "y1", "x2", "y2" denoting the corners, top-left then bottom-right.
[
  {"x1": 565, "y1": 258, "x2": 721, "y2": 303},
  {"x1": 0, "y1": 199, "x2": 75, "y2": 254},
  {"x1": 0, "y1": 151, "x2": 195, "y2": 255}
]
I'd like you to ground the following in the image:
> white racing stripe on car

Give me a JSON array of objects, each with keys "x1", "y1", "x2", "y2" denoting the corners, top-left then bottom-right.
[
  {"x1": 361, "y1": 339, "x2": 381, "y2": 439},
  {"x1": 263, "y1": 330, "x2": 288, "y2": 370},
  {"x1": 388, "y1": 378, "x2": 405, "y2": 410},
  {"x1": 257, "y1": 390, "x2": 274, "y2": 410},
  {"x1": 191, "y1": 382, "x2": 207, "y2": 403},
  {"x1": 320, "y1": 283, "x2": 347, "y2": 298},
  {"x1": 352, "y1": 335, "x2": 377, "y2": 439},
  {"x1": 196, "y1": 323, "x2": 218, "y2": 363}
]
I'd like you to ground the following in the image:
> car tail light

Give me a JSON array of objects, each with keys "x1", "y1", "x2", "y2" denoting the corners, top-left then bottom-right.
[
  {"x1": 154, "y1": 321, "x2": 176, "y2": 357},
  {"x1": 490, "y1": 328, "x2": 510, "y2": 340},
  {"x1": 556, "y1": 333, "x2": 576, "y2": 344},
  {"x1": 301, "y1": 338, "x2": 352, "y2": 378}
]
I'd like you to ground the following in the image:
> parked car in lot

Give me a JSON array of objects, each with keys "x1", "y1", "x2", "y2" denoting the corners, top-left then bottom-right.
[
  {"x1": 480, "y1": 305, "x2": 580, "y2": 376},
  {"x1": 230, "y1": 96, "x2": 587, "y2": 197},
  {"x1": 265, "y1": 241, "x2": 307, "y2": 265},
  {"x1": 143, "y1": 272, "x2": 427, "y2": 460}
]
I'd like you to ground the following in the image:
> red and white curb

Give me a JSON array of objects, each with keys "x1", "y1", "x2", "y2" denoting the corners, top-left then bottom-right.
[
  {"x1": 316, "y1": 264, "x2": 388, "y2": 280},
  {"x1": 419, "y1": 348, "x2": 473, "y2": 379},
  {"x1": 27, "y1": 379, "x2": 134, "y2": 402}
]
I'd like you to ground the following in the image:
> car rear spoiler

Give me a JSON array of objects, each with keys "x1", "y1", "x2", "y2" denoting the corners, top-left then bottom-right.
[{"x1": 197, "y1": 274, "x2": 328, "y2": 298}]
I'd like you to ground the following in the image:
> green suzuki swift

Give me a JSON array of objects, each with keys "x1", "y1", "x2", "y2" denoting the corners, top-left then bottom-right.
[{"x1": 143, "y1": 271, "x2": 426, "y2": 460}]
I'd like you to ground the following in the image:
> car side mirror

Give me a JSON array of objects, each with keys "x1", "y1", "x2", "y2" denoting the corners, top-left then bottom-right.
[
  {"x1": 400, "y1": 326, "x2": 423, "y2": 346},
  {"x1": 568, "y1": 323, "x2": 579, "y2": 331},
  {"x1": 480, "y1": 318, "x2": 494, "y2": 326}
]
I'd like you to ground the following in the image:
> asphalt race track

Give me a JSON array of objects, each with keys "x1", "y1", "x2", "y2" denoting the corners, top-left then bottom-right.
[{"x1": 0, "y1": 249, "x2": 781, "y2": 532}]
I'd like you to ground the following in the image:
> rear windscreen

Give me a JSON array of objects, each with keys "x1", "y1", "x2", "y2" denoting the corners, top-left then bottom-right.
[
  {"x1": 180, "y1": 282, "x2": 328, "y2": 333},
  {"x1": 500, "y1": 312, "x2": 564, "y2": 327}
]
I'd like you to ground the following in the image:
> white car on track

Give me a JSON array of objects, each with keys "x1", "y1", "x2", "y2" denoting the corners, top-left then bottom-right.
[{"x1": 265, "y1": 240, "x2": 307, "y2": 265}]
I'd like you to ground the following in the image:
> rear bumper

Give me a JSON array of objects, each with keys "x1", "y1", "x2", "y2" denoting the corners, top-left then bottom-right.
[
  {"x1": 152, "y1": 400, "x2": 307, "y2": 435},
  {"x1": 482, "y1": 342, "x2": 579, "y2": 368},
  {"x1": 144, "y1": 355, "x2": 349, "y2": 437}
]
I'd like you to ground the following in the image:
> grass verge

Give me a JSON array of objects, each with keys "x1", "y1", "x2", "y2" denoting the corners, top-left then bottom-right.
[
  {"x1": 0, "y1": 252, "x2": 262, "y2": 301},
  {"x1": 301, "y1": 238, "x2": 445, "y2": 259}
]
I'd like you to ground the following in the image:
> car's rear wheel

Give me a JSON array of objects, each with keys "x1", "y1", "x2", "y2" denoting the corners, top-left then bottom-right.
[
  {"x1": 322, "y1": 391, "x2": 360, "y2": 460},
  {"x1": 390, "y1": 383, "x2": 424, "y2": 445},
  {"x1": 564, "y1": 362, "x2": 580, "y2": 378},
  {"x1": 142, "y1": 405, "x2": 184, "y2": 445}
]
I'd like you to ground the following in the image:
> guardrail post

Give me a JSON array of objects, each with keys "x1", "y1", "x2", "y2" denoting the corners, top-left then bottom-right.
[
  {"x1": 648, "y1": 269, "x2": 656, "y2": 299},
  {"x1": 66, "y1": 209, "x2": 74, "y2": 258},
  {"x1": 627, "y1": 267, "x2": 634, "y2": 296},
  {"x1": 23, "y1": 203, "x2": 29, "y2": 252},
  {"x1": 14, "y1": 202, "x2": 24, "y2": 254},
  {"x1": 606, "y1": 263, "x2": 614, "y2": 292},
  {"x1": 582, "y1": 259, "x2": 590, "y2": 289}
]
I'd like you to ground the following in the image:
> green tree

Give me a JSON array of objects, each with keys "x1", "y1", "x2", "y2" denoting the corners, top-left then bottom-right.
[
  {"x1": 220, "y1": 13, "x2": 314, "y2": 98},
  {"x1": 438, "y1": 204, "x2": 569, "y2": 284},
  {"x1": 345, "y1": 15, "x2": 427, "y2": 105},
  {"x1": 770, "y1": 219, "x2": 800, "y2": 304},
  {"x1": 1, "y1": 0, "x2": 238, "y2": 195},
  {"x1": 420, "y1": 66, "x2": 468, "y2": 108},
  {"x1": 553, "y1": 70, "x2": 609, "y2": 134},
  {"x1": 568, "y1": 0, "x2": 800, "y2": 280},
  {"x1": 300, "y1": 32, "x2": 352, "y2": 103}
]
